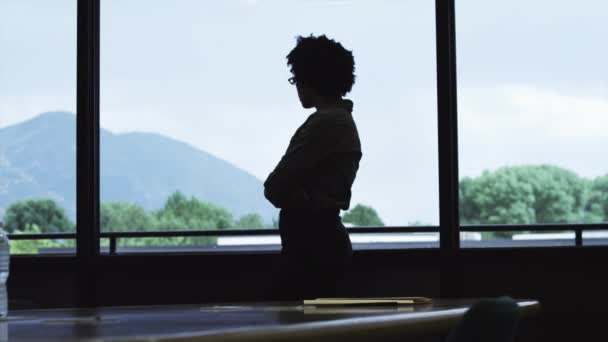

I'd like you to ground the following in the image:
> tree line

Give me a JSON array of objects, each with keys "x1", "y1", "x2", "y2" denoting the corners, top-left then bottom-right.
[
  {"x1": 460, "y1": 165, "x2": 607, "y2": 238},
  {"x1": 3, "y1": 191, "x2": 384, "y2": 235},
  {"x1": 4, "y1": 191, "x2": 267, "y2": 253},
  {"x1": 3, "y1": 165, "x2": 607, "y2": 252},
  {"x1": 461, "y1": 165, "x2": 607, "y2": 220},
  {"x1": 1, "y1": 190, "x2": 383, "y2": 253}
]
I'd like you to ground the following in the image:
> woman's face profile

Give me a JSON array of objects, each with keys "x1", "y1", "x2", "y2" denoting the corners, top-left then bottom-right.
[{"x1": 296, "y1": 83, "x2": 316, "y2": 109}]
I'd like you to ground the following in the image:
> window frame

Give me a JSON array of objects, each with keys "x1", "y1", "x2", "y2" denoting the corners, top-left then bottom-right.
[{"x1": 82, "y1": 0, "x2": 450, "y2": 255}]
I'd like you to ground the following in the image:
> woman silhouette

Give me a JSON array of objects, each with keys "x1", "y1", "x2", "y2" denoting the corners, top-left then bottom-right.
[{"x1": 264, "y1": 34, "x2": 361, "y2": 299}]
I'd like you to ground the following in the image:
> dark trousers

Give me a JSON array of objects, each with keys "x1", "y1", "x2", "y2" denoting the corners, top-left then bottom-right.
[{"x1": 276, "y1": 208, "x2": 353, "y2": 299}]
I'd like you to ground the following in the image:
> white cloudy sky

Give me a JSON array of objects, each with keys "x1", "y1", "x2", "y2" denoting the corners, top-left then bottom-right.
[{"x1": 1, "y1": 0, "x2": 606, "y2": 225}]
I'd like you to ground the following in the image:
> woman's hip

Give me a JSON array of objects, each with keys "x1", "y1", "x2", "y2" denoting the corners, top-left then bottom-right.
[{"x1": 278, "y1": 210, "x2": 352, "y2": 261}]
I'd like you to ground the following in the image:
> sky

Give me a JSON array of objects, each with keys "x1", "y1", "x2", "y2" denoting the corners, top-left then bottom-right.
[{"x1": 1, "y1": 0, "x2": 606, "y2": 226}]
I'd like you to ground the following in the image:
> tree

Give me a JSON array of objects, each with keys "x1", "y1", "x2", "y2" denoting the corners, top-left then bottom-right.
[
  {"x1": 3, "y1": 199, "x2": 74, "y2": 233},
  {"x1": 342, "y1": 204, "x2": 384, "y2": 226},
  {"x1": 10, "y1": 225, "x2": 74, "y2": 254},
  {"x1": 147, "y1": 191, "x2": 236, "y2": 247},
  {"x1": 101, "y1": 202, "x2": 155, "y2": 232},
  {"x1": 460, "y1": 165, "x2": 589, "y2": 225},
  {"x1": 154, "y1": 191, "x2": 233, "y2": 230},
  {"x1": 459, "y1": 165, "x2": 595, "y2": 239},
  {"x1": 586, "y1": 175, "x2": 608, "y2": 222},
  {"x1": 234, "y1": 213, "x2": 264, "y2": 229}
]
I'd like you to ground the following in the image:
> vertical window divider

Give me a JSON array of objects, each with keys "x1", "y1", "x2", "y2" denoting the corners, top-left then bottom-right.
[
  {"x1": 436, "y1": 0, "x2": 460, "y2": 296},
  {"x1": 76, "y1": 0, "x2": 101, "y2": 307}
]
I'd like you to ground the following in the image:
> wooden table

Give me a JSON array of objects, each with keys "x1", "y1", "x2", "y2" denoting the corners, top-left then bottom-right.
[{"x1": 5, "y1": 299, "x2": 540, "y2": 342}]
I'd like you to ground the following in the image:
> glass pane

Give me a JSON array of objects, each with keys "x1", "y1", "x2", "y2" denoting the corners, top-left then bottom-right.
[
  {"x1": 0, "y1": 1, "x2": 76, "y2": 254},
  {"x1": 456, "y1": 0, "x2": 608, "y2": 245},
  {"x1": 100, "y1": 0, "x2": 438, "y2": 250}
]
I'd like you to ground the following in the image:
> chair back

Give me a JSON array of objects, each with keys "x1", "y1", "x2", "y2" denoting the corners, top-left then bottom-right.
[{"x1": 446, "y1": 296, "x2": 520, "y2": 342}]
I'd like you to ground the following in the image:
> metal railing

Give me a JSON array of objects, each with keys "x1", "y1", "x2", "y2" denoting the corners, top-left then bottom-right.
[
  {"x1": 5, "y1": 223, "x2": 608, "y2": 255},
  {"x1": 461, "y1": 223, "x2": 608, "y2": 247}
]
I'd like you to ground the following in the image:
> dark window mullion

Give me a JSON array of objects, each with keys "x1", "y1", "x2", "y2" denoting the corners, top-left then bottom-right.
[
  {"x1": 435, "y1": 0, "x2": 460, "y2": 252},
  {"x1": 76, "y1": 0, "x2": 100, "y2": 259},
  {"x1": 76, "y1": 0, "x2": 100, "y2": 307}
]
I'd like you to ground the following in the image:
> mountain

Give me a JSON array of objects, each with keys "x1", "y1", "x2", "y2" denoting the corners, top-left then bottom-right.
[{"x1": 0, "y1": 112, "x2": 278, "y2": 224}]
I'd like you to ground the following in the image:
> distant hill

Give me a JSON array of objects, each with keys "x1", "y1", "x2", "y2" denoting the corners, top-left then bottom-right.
[{"x1": 0, "y1": 112, "x2": 277, "y2": 224}]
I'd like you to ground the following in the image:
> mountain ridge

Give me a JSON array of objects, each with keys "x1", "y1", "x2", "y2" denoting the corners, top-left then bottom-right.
[{"x1": 0, "y1": 112, "x2": 277, "y2": 224}]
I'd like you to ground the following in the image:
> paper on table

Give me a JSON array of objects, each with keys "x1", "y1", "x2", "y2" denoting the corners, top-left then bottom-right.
[
  {"x1": 302, "y1": 305, "x2": 415, "y2": 314},
  {"x1": 303, "y1": 297, "x2": 432, "y2": 306}
]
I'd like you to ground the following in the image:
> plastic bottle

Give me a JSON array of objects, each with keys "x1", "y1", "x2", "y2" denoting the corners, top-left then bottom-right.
[{"x1": 0, "y1": 223, "x2": 9, "y2": 318}]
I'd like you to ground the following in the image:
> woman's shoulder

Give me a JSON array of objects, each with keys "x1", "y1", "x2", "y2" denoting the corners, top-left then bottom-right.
[{"x1": 309, "y1": 108, "x2": 356, "y2": 129}]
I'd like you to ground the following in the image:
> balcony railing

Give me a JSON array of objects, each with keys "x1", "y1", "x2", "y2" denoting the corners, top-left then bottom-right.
[{"x1": 5, "y1": 223, "x2": 607, "y2": 255}]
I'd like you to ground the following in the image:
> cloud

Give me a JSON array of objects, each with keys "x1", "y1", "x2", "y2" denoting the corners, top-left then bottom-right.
[
  {"x1": 242, "y1": 0, "x2": 261, "y2": 6},
  {"x1": 460, "y1": 84, "x2": 608, "y2": 140},
  {"x1": 459, "y1": 84, "x2": 608, "y2": 178},
  {"x1": 0, "y1": 91, "x2": 75, "y2": 128},
  {"x1": 297, "y1": 0, "x2": 354, "y2": 8},
  {"x1": 507, "y1": 86, "x2": 608, "y2": 140}
]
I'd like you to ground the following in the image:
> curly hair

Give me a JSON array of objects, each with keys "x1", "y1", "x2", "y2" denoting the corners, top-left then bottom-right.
[{"x1": 286, "y1": 34, "x2": 356, "y2": 98}]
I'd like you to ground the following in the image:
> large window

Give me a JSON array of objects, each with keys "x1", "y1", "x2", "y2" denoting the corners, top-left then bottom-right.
[
  {"x1": 0, "y1": 0, "x2": 77, "y2": 254},
  {"x1": 100, "y1": 0, "x2": 439, "y2": 251},
  {"x1": 6, "y1": 0, "x2": 606, "y2": 255},
  {"x1": 456, "y1": 0, "x2": 608, "y2": 246}
]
